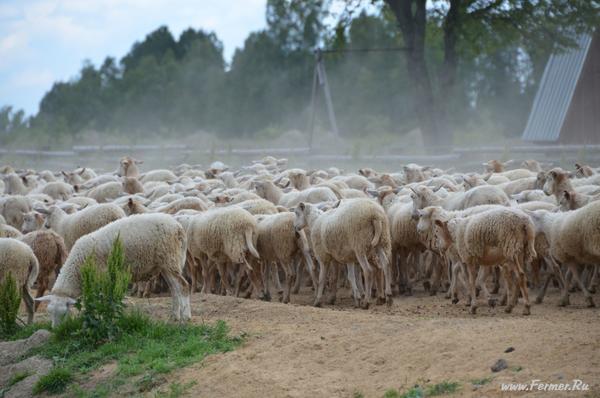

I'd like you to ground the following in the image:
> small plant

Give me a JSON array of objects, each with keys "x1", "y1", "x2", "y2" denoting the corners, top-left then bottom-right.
[
  {"x1": 76, "y1": 237, "x2": 131, "y2": 345},
  {"x1": 353, "y1": 391, "x2": 365, "y2": 398},
  {"x1": 425, "y1": 381, "x2": 460, "y2": 396},
  {"x1": 384, "y1": 388, "x2": 401, "y2": 398},
  {"x1": 0, "y1": 272, "x2": 22, "y2": 338},
  {"x1": 471, "y1": 376, "x2": 493, "y2": 386},
  {"x1": 33, "y1": 367, "x2": 73, "y2": 395}
]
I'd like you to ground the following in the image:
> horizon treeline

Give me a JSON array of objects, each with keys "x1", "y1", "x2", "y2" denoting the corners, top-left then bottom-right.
[{"x1": 0, "y1": 0, "x2": 595, "y2": 146}]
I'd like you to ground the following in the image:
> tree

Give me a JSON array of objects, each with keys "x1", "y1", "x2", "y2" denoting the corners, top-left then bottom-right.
[{"x1": 343, "y1": 0, "x2": 600, "y2": 149}]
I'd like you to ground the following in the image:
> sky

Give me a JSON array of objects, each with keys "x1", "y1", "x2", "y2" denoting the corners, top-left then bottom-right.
[{"x1": 0, "y1": 0, "x2": 267, "y2": 115}]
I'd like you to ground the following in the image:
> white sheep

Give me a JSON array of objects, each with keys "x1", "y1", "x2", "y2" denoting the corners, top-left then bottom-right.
[
  {"x1": 526, "y1": 201, "x2": 600, "y2": 307},
  {"x1": 187, "y1": 207, "x2": 260, "y2": 296},
  {"x1": 294, "y1": 198, "x2": 392, "y2": 308},
  {"x1": 254, "y1": 180, "x2": 338, "y2": 207},
  {"x1": 41, "y1": 203, "x2": 126, "y2": 249},
  {"x1": 0, "y1": 195, "x2": 31, "y2": 229},
  {"x1": 36, "y1": 213, "x2": 191, "y2": 326},
  {"x1": 0, "y1": 238, "x2": 39, "y2": 324},
  {"x1": 419, "y1": 207, "x2": 535, "y2": 315}
]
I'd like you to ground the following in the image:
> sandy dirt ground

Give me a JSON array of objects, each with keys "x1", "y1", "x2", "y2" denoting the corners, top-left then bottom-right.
[{"x1": 122, "y1": 286, "x2": 600, "y2": 398}]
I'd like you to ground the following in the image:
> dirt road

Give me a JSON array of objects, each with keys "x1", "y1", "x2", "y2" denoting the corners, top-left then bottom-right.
[{"x1": 130, "y1": 288, "x2": 600, "y2": 398}]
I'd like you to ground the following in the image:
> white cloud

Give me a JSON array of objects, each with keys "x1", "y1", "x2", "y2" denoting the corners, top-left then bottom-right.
[{"x1": 0, "y1": 0, "x2": 267, "y2": 114}]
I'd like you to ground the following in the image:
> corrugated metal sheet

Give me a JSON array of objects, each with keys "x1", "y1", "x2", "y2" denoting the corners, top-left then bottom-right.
[{"x1": 522, "y1": 34, "x2": 592, "y2": 141}]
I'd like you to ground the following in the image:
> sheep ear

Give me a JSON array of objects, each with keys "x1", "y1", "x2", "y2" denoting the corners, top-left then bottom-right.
[
  {"x1": 434, "y1": 219, "x2": 445, "y2": 227},
  {"x1": 563, "y1": 191, "x2": 571, "y2": 200},
  {"x1": 61, "y1": 171, "x2": 68, "y2": 177},
  {"x1": 298, "y1": 202, "x2": 305, "y2": 211},
  {"x1": 79, "y1": 168, "x2": 86, "y2": 175},
  {"x1": 34, "y1": 295, "x2": 54, "y2": 302},
  {"x1": 35, "y1": 213, "x2": 44, "y2": 222}
]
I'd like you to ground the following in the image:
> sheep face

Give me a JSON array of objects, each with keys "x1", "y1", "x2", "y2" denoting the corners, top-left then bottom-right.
[
  {"x1": 543, "y1": 170, "x2": 562, "y2": 196},
  {"x1": 22, "y1": 212, "x2": 44, "y2": 233},
  {"x1": 35, "y1": 295, "x2": 77, "y2": 327},
  {"x1": 293, "y1": 203, "x2": 308, "y2": 231},
  {"x1": 410, "y1": 186, "x2": 430, "y2": 220},
  {"x1": 558, "y1": 191, "x2": 575, "y2": 211}
]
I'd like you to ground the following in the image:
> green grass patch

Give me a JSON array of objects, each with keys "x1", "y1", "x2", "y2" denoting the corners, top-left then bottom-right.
[
  {"x1": 29, "y1": 311, "x2": 242, "y2": 396},
  {"x1": 511, "y1": 366, "x2": 523, "y2": 372},
  {"x1": 33, "y1": 367, "x2": 73, "y2": 395},
  {"x1": 470, "y1": 376, "x2": 493, "y2": 386},
  {"x1": 353, "y1": 391, "x2": 365, "y2": 398},
  {"x1": 388, "y1": 381, "x2": 461, "y2": 398}
]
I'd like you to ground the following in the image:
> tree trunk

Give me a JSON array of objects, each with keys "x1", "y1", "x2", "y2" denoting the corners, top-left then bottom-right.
[{"x1": 385, "y1": 0, "x2": 443, "y2": 150}]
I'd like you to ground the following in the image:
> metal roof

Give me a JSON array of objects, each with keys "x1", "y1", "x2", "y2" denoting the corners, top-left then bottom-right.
[{"x1": 522, "y1": 34, "x2": 592, "y2": 141}]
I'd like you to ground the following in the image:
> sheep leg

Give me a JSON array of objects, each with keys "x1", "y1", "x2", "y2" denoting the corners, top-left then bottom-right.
[
  {"x1": 539, "y1": 256, "x2": 569, "y2": 306},
  {"x1": 22, "y1": 286, "x2": 35, "y2": 324},
  {"x1": 567, "y1": 263, "x2": 595, "y2": 307},
  {"x1": 216, "y1": 263, "x2": 234, "y2": 296},
  {"x1": 514, "y1": 256, "x2": 531, "y2": 315},
  {"x1": 588, "y1": 265, "x2": 598, "y2": 294},
  {"x1": 500, "y1": 265, "x2": 516, "y2": 313},
  {"x1": 428, "y1": 254, "x2": 442, "y2": 296},
  {"x1": 466, "y1": 263, "x2": 479, "y2": 314},
  {"x1": 292, "y1": 261, "x2": 304, "y2": 294},
  {"x1": 491, "y1": 266, "x2": 501, "y2": 294},
  {"x1": 271, "y1": 263, "x2": 284, "y2": 296},
  {"x1": 233, "y1": 264, "x2": 244, "y2": 297},
  {"x1": 282, "y1": 261, "x2": 295, "y2": 304},
  {"x1": 476, "y1": 266, "x2": 495, "y2": 307},
  {"x1": 376, "y1": 248, "x2": 393, "y2": 305},
  {"x1": 163, "y1": 272, "x2": 191, "y2": 322},
  {"x1": 347, "y1": 263, "x2": 362, "y2": 308},
  {"x1": 260, "y1": 262, "x2": 272, "y2": 301},
  {"x1": 326, "y1": 262, "x2": 339, "y2": 305},
  {"x1": 356, "y1": 253, "x2": 373, "y2": 309},
  {"x1": 314, "y1": 259, "x2": 328, "y2": 307}
]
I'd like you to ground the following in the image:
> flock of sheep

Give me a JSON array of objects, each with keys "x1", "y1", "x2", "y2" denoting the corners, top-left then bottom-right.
[{"x1": 1, "y1": 156, "x2": 599, "y2": 327}]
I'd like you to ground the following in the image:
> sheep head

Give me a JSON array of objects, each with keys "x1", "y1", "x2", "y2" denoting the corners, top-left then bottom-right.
[{"x1": 35, "y1": 295, "x2": 77, "y2": 327}]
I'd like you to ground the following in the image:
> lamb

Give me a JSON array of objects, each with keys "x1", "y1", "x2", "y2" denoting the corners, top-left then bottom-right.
[
  {"x1": 156, "y1": 197, "x2": 208, "y2": 214},
  {"x1": 36, "y1": 214, "x2": 191, "y2": 326},
  {"x1": 254, "y1": 180, "x2": 339, "y2": 208},
  {"x1": 0, "y1": 223, "x2": 22, "y2": 238},
  {"x1": 0, "y1": 195, "x2": 31, "y2": 229},
  {"x1": 294, "y1": 198, "x2": 392, "y2": 308},
  {"x1": 0, "y1": 238, "x2": 39, "y2": 324},
  {"x1": 140, "y1": 169, "x2": 177, "y2": 183},
  {"x1": 525, "y1": 202, "x2": 600, "y2": 308},
  {"x1": 1, "y1": 173, "x2": 31, "y2": 195},
  {"x1": 19, "y1": 230, "x2": 68, "y2": 306},
  {"x1": 543, "y1": 168, "x2": 600, "y2": 202},
  {"x1": 41, "y1": 203, "x2": 126, "y2": 249},
  {"x1": 21, "y1": 212, "x2": 44, "y2": 233},
  {"x1": 186, "y1": 207, "x2": 261, "y2": 296},
  {"x1": 35, "y1": 181, "x2": 74, "y2": 201},
  {"x1": 512, "y1": 189, "x2": 556, "y2": 204},
  {"x1": 419, "y1": 207, "x2": 535, "y2": 315},
  {"x1": 252, "y1": 212, "x2": 315, "y2": 303},
  {"x1": 410, "y1": 185, "x2": 510, "y2": 214},
  {"x1": 118, "y1": 156, "x2": 143, "y2": 178},
  {"x1": 557, "y1": 190, "x2": 600, "y2": 211}
]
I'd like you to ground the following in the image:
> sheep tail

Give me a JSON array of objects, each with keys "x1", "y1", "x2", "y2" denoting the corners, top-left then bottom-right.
[
  {"x1": 245, "y1": 228, "x2": 260, "y2": 259},
  {"x1": 27, "y1": 257, "x2": 39, "y2": 289},
  {"x1": 371, "y1": 218, "x2": 383, "y2": 247}
]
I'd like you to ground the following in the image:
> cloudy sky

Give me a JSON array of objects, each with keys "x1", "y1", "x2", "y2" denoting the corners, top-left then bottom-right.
[{"x1": 0, "y1": 0, "x2": 267, "y2": 115}]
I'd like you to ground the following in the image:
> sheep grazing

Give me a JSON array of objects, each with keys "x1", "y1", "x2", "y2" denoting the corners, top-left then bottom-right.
[
  {"x1": 187, "y1": 207, "x2": 261, "y2": 296},
  {"x1": 420, "y1": 207, "x2": 535, "y2": 315},
  {"x1": 36, "y1": 214, "x2": 191, "y2": 326},
  {"x1": 294, "y1": 198, "x2": 392, "y2": 308},
  {"x1": 526, "y1": 201, "x2": 600, "y2": 308},
  {"x1": 2, "y1": 173, "x2": 31, "y2": 195},
  {"x1": 19, "y1": 230, "x2": 68, "y2": 306},
  {"x1": 41, "y1": 203, "x2": 126, "y2": 249},
  {"x1": 0, "y1": 238, "x2": 39, "y2": 324},
  {"x1": 35, "y1": 181, "x2": 74, "y2": 201}
]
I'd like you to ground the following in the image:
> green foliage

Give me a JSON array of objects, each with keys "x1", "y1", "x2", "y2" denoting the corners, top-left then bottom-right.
[
  {"x1": 33, "y1": 367, "x2": 73, "y2": 395},
  {"x1": 27, "y1": 310, "x2": 241, "y2": 397},
  {"x1": 0, "y1": 272, "x2": 22, "y2": 338},
  {"x1": 470, "y1": 376, "x2": 493, "y2": 386},
  {"x1": 353, "y1": 391, "x2": 365, "y2": 398},
  {"x1": 384, "y1": 388, "x2": 401, "y2": 398},
  {"x1": 76, "y1": 237, "x2": 131, "y2": 345},
  {"x1": 425, "y1": 381, "x2": 460, "y2": 396}
]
